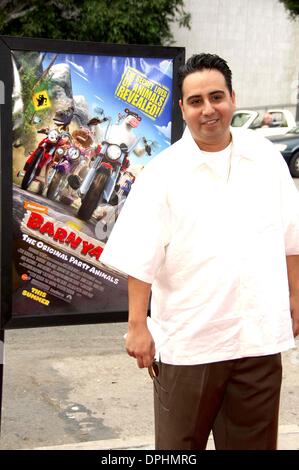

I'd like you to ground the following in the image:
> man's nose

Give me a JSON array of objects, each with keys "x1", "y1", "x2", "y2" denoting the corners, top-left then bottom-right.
[{"x1": 202, "y1": 100, "x2": 214, "y2": 115}]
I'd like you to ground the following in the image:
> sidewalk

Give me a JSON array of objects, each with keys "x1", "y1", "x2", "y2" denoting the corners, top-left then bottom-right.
[
  {"x1": 35, "y1": 424, "x2": 299, "y2": 450},
  {"x1": 2, "y1": 328, "x2": 298, "y2": 450}
]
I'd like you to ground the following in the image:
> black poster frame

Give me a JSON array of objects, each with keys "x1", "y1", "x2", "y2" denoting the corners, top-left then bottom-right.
[{"x1": 0, "y1": 35, "x2": 185, "y2": 329}]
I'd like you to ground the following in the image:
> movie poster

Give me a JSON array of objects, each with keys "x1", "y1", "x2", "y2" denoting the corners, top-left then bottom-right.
[{"x1": 11, "y1": 51, "x2": 173, "y2": 318}]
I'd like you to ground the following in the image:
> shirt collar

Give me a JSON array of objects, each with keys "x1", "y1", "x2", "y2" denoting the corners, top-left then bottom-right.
[
  {"x1": 181, "y1": 126, "x2": 255, "y2": 163},
  {"x1": 230, "y1": 127, "x2": 255, "y2": 161}
]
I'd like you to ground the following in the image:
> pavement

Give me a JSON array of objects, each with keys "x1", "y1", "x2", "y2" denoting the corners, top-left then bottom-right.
[
  {"x1": 1, "y1": 324, "x2": 298, "y2": 451},
  {"x1": 34, "y1": 425, "x2": 299, "y2": 450}
]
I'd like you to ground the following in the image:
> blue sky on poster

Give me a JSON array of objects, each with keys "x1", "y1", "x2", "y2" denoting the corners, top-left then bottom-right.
[{"x1": 43, "y1": 52, "x2": 174, "y2": 164}]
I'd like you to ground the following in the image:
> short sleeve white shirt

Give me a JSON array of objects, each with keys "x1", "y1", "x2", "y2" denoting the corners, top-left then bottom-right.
[{"x1": 101, "y1": 127, "x2": 299, "y2": 365}]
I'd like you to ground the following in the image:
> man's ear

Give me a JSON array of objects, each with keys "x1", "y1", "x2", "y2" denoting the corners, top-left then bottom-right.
[
  {"x1": 179, "y1": 99, "x2": 185, "y2": 120},
  {"x1": 231, "y1": 90, "x2": 236, "y2": 110}
]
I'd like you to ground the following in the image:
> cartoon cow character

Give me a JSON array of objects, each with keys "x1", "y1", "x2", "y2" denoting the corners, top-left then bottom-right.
[
  {"x1": 90, "y1": 109, "x2": 151, "y2": 158},
  {"x1": 109, "y1": 109, "x2": 141, "y2": 150}
]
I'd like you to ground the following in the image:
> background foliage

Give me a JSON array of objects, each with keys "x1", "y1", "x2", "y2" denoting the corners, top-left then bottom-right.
[
  {"x1": 279, "y1": 0, "x2": 299, "y2": 18},
  {"x1": 0, "y1": 0, "x2": 191, "y2": 45}
]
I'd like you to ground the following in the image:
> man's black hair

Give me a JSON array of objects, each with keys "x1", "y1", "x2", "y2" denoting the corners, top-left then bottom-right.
[{"x1": 178, "y1": 53, "x2": 233, "y2": 96}]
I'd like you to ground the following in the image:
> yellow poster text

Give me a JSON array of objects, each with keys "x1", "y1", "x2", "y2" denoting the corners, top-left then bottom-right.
[
  {"x1": 22, "y1": 287, "x2": 50, "y2": 306},
  {"x1": 115, "y1": 67, "x2": 170, "y2": 120}
]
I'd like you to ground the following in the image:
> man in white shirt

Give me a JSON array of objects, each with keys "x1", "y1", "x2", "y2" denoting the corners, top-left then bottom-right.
[{"x1": 101, "y1": 53, "x2": 299, "y2": 450}]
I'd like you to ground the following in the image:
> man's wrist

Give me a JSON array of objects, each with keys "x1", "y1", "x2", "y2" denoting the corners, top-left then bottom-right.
[{"x1": 128, "y1": 318, "x2": 148, "y2": 330}]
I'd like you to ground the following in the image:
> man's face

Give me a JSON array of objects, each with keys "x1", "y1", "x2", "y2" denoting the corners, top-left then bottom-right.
[{"x1": 179, "y1": 69, "x2": 236, "y2": 151}]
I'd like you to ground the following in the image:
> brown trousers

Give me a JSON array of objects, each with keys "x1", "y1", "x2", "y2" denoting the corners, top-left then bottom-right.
[{"x1": 154, "y1": 353, "x2": 282, "y2": 450}]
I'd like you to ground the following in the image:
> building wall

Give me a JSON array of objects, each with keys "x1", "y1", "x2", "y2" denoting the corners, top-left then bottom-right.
[{"x1": 171, "y1": 0, "x2": 299, "y2": 115}]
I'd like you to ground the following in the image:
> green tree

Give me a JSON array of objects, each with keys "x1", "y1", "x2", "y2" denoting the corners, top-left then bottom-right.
[
  {"x1": 279, "y1": 0, "x2": 299, "y2": 18},
  {"x1": 0, "y1": 0, "x2": 191, "y2": 45}
]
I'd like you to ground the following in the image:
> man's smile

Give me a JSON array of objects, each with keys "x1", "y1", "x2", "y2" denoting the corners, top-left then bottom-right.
[{"x1": 201, "y1": 118, "x2": 219, "y2": 125}]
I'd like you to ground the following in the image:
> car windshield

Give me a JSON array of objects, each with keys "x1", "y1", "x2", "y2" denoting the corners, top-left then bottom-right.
[
  {"x1": 249, "y1": 116, "x2": 263, "y2": 129},
  {"x1": 231, "y1": 113, "x2": 252, "y2": 127}
]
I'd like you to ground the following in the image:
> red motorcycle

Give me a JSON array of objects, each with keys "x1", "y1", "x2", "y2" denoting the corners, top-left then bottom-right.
[{"x1": 21, "y1": 128, "x2": 70, "y2": 191}]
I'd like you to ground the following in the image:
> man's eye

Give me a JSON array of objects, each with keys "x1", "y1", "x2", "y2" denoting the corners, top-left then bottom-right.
[
  {"x1": 191, "y1": 99, "x2": 201, "y2": 105},
  {"x1": 212, "y1": 95, "x2": 222, "y2": 101}
]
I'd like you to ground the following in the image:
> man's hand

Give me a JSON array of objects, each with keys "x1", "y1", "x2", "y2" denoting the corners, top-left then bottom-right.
[
  {"x1": 290, "y1": 295, "x2": 299, "y2": 337},
  {"x1": 286, "y1": 255, "x2": 299, "y2": 337},
  {"x1": 127, "y1": 276, "x2": 154, "y2": 368},
  {"x1": 126, "y1": 323, "x2": 155, "y2": 368}
]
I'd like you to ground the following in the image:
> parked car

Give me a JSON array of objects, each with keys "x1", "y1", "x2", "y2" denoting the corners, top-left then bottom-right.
[
  {"x1": 267, "y1": 127, "x2": 299, "y2": 177},
  {"x1": 231, "y1": 109, "x2": 296, "y2": 137}
]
